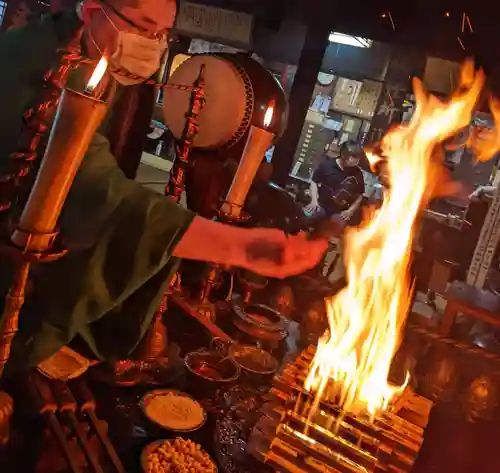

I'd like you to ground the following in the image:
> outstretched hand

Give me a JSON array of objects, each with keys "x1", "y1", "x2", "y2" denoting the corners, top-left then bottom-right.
[
  {"x1": 174, "y1": 216, "x2": 329, "y2": 279},
  {"x1": 239, "y1": 229, "x2": 328, "y2": 279}
]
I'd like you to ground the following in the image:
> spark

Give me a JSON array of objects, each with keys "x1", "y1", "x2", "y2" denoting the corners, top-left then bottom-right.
[
  {"x1": 466, "y1": 15, "x2": 473, "y2": 33},
  {"x1": 386, "y1": 90, "x2": 394, "y2": 106},
  {"x1": 387, "y1": 11, "x2": 396, "y2": 31}
]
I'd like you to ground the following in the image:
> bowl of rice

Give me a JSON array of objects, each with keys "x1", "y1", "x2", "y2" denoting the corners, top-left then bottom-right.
[{"x1": 140, "y1": 389, "x2": 207, "y2": 433}]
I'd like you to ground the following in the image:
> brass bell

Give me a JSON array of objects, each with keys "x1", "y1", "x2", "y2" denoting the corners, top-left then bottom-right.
[
  {"x1": 419, "y1": 345, "x2": 459, "y2": 403},
  {"x1": 462, "y1": 375, "x2": 500, "y2": 424}
]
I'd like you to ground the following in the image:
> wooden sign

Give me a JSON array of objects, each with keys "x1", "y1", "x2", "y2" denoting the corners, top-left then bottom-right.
[{"x1": 175, "y1": 1, "x2": 253, "y2": 45}]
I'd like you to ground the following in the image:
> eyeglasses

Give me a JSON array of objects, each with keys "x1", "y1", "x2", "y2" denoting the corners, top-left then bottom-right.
[{"x1": 100, "y1": 0, "x2": 167, "y2": 39}]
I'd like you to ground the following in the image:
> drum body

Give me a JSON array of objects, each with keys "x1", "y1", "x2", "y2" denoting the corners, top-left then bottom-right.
[{"x1": 163, "y1": 53, "x2": 287, "y2": 150}]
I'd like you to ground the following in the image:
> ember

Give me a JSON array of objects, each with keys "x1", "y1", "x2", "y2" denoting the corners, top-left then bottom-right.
[{"x1": 305, "y1": 61, "x2": 487, "y2": 419}]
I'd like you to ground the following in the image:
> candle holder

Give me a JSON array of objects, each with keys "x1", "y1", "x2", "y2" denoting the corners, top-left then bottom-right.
[
  {"x1": 220, "y1": 113, "x2": 275, "y2": 220},
  {"x1": 198, "y1": 102, "x2": 276, "y2": 306},
  {"x1": 164, "y1": 65, "x2": 207, "y2": 202},
  {"x1": 0, "y1": 66, "x2": 108, "y2": 378}
]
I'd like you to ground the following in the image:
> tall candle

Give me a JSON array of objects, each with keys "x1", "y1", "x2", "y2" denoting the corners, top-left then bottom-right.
[
  {"x1": 223, "y1": 103, "x2": 275, "y2": 218},
  {"x1": 12, "y1": 57, "x2": 109, "y2": 252}
]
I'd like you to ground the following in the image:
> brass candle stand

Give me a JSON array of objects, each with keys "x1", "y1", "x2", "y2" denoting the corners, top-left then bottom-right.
[
  {"x1": 135, "y1": 66, "x2": 207, "y2": 361},
  {"x1": 196, "y1": 204, "x2": 250, "y2": 308},
  {"x1": 0, "y1": 33, "x2": 89, "y2": 378},
  {"x1": 0, "y1": 71, "x2": 108, "y2": 378},
  {"x1": 0, "y1": 238, "x2": 68, "y2": 378},
  {"x1": 198, "y1": 105, "x2": 276, "y2": 307},
  {"x1": 0, "y1": 32, "x2": 91, "y2": 378},
  {"x1": 164, "y1": 65, "x2": 207, "y2": 202}
]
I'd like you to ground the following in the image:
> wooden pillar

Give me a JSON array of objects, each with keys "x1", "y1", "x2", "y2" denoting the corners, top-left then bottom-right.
[
  {"x1": 271, "y1": 0, "x2": 331, "y2": 186},
  {"x1": 368, "y1": 46, "x2": 426, "y2": 142}
]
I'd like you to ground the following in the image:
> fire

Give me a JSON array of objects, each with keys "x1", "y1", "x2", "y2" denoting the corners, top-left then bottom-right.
[
  {"x1": 305, "y1": 61, "x2": 488, "y2": 418},
  {"x1": 86, "y1": 55, "x2": 108, "y2": 94},
  {"x1": 264, "y1": 100, "x2": 275, "y2": 128}
]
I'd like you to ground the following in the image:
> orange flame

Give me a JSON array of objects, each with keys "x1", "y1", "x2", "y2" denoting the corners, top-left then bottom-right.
[
  {"x1": 86, "y1": 56, "x2": 108, "y2": 93},
  {"x1": 305, "y1": 61, "x2": 488, "y2": 418},
  {"x1": 264, "y1": 101, "x2": 275, "y2": 128}
]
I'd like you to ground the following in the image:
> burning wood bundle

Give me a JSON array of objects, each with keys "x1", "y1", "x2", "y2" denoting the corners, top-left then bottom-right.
[
  {"x1": 249, "y1": 60, "x2": 500, "y2": 473},
  {"x1": 248, "y1": 346, "x2": 433, "y2": 473}
]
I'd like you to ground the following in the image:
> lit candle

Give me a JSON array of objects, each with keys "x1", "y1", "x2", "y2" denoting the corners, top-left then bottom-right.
[
  {"x1": 12, "y1": 56, "x2": 109, "y2": 251},
  {"x1": 84, "y1": 55, "x2": 108, "y2": 96},
  {"x1": 223, "y1": 100, "x2": 276, "y2": 219}
]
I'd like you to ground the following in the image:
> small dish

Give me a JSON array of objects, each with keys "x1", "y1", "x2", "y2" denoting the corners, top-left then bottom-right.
[
  {"x1": 184, "y1": 351, "x2": 240, "y2": 397},
  {"x1": 141, "y1": 438, "x2": 218, "y2": 473},
  {"x1": 228, "y1": 344, "x2": 279, "y2": 387},
  {"x1": 228, "y1": 344, "x2": 278, "y2": 376},
  {"x1": 140, "y1": 389, "x2": 207, "y2": 433}
]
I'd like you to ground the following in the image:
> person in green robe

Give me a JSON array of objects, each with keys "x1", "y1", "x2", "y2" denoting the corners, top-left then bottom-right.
[{"x1": 0, "y1": 0, "x2": 330, "y2": 369}]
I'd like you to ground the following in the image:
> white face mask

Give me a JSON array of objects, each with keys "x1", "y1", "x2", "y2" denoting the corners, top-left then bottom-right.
[
  {"x1": 111, "y1": 31, "x2": 166, "y2": 85},
  {"x1": 87, "y1": 4, "x2": 167, "y2": 86}
]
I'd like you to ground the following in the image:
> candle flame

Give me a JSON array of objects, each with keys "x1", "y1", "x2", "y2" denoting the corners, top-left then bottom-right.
[
  {"x1": 86, "y1": 56, "x2": 108, "y2": 93},
  {"x1": 264, "y1": 101, "x2": 275, "y2": 128}
]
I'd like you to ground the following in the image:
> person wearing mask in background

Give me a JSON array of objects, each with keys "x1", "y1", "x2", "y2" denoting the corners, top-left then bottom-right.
[
  {"x1": 305, "y1": 141, "x2": 366, "y2": 225},
  {"x1": 0, "y1": 0, "x2": 329, "y2": 370}
]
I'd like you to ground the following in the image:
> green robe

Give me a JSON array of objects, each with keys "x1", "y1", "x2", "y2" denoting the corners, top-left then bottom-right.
[{"x1": 0, "y1": 10, "x2": 195, "y2": 368}]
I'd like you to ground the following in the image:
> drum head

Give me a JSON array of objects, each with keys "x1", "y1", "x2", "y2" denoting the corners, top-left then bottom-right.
[{"x1": 163, "y1": 55, "x2": 251, "y2": 149}]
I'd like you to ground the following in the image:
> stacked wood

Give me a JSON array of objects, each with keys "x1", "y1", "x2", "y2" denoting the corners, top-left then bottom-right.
[{"x1": 248, "y1": 346, "x2": 433, "y2": 473}]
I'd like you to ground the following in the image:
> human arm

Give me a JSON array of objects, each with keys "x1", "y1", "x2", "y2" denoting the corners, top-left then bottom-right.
[
  {"x1": 60, "y1": 134, "x2": 328, "y2": 281},
  {"x1": 340, "y1": 194, "x2": 363, "y2": 221},
  {"x1": 304, "y1": 180, "x2": 321, "y2": 213},
  {"x1": 173, "y1": 217, "x2": 328, "y2": 278},
  {"x1": 340, "y1": 170, "x2": 365, "y2": 221},
  {"x1": 25, "y1": 135, "x2": 329, "y2": 364},
  {"x1": 469, "y1": 185, "x2": 496, "y2": 201},
  {"x1": 305, "y1": 166, "x2": 324, "y2": 213}
]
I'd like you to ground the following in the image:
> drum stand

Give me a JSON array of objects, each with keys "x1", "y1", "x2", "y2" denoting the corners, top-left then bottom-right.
[{"x1": 142, "y1": 65, "x2": 231, "y2": 357}]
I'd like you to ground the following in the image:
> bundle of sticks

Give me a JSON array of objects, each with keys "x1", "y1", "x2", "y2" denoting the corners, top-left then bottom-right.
[
  {"x1": 28, "y1": 372, "x2": 125, "y2": 473},
  {"x1": 248, "y1": 346, "x2": 433, "y2": 473}
]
